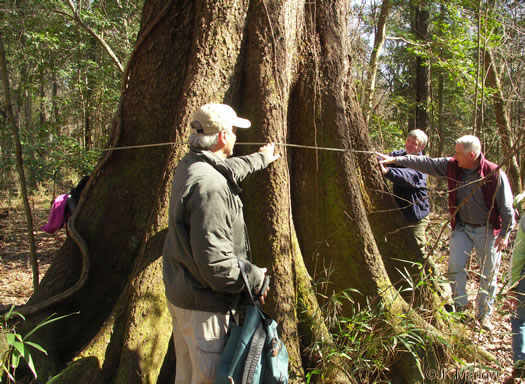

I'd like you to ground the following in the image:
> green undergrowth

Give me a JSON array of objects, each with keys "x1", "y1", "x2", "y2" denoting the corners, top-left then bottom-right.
[
  {"x1": 304, "y1": 258, "x2": 505, "y2": 383},
  {"x1": 0, "y1": 306, "x2": 77, "y2": 383}
]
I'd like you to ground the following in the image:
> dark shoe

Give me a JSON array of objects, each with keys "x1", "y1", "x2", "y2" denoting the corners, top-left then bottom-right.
[
  {"x1": 456, "y1": 310, "x2": 475, "y2": 325},
  {"x1": 513, "y1": 368, "x2": 525, "y2": 379},
  {"x1": 444, "y1": 303, "x2": 454, "y2": 313},
  {"x1": 444, "y1": 303, "x2": 467, "y2": 313},
  {"x1": 513, "y1": 361, "x2": 525, "y2": 378},
  {"x1": 455, "y1": 305, "x2": 467, "y2": 313}
]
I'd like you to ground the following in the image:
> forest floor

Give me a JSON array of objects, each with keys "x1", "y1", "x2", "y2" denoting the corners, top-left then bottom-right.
[
  {"x1": 0, "y1": 194, "x2": 66, "y2": 310},
  {"x1": 0, "y1": 195, "x2": 520, "y2": 383}
]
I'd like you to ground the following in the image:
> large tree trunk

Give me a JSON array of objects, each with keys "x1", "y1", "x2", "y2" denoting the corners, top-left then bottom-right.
[
  {"x1": 13, "y1": 1, "x2": 472, "y2": 383},
  {"x1": 239, "y1": 1, "x2": 310, "y2": 378}
]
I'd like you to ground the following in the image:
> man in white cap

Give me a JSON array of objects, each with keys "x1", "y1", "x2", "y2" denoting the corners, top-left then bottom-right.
[{"x1": 162, "y1": 103, "x2": 280, "y2": 383}]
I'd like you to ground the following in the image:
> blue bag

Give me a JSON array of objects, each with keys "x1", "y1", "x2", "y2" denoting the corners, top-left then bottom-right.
[{"x1": 215, "y1": 264, "x2": 289, "y2": 384}]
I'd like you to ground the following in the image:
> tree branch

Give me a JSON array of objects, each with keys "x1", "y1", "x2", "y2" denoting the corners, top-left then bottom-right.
[
  {"x1": 385, "y1": 35, "x2": 427, "y2": 47},
  {"x1": 59, "y1": 0, "x2": 124, "y2": 74}
]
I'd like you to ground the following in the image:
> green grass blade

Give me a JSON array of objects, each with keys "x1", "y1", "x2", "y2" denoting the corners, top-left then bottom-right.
[{"x1": 24, "y1": 312, "x2": 79, "y2": 339}]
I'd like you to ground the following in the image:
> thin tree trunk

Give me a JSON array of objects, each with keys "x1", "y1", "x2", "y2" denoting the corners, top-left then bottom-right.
[
  {"x1": 363, "y1": 0, "x2": 390, "y2": 127},
  {"x1": 437, "y1": 71, "x2": 445, "y2": 157},
  {"x1": 475, "y1": 2, "x2": 489, "y2": 136},
  {"x1": 433, "y1": 4, "x2": 446, "y2": 158},
  {"x1": 51, "y1": 56, "x2": 60, "y2": 129},
  {"x1": 20, "y1": 32, "x2": 38, "y2": 189},
  {"x1": 39, "y1": 64, "x2": 46, "y2": 126},
  {"x1": 0, "y1": 34, "x2": 39, "y2": 289},
  {"x1": 76, "y1": 32, "x2": 88, "y2": 149},
  {"x1": 484, "y1": 48, "x2": 522, "y2": 192},
  {"x1": 84, "y1": 36, "x2": 97, "y2": 150},
  {"x1": 411, "y1": 0, "x2": 430, "y2": 132},
  {"x1": 472, "y1": 0, "x2": 482, "y2": 135},
  {"x1": 0, "y1": 111, "x2": 12, "y2": 189}
]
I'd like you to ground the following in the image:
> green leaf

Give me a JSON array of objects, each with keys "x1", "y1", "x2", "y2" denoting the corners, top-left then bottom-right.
[
  {"x1": 24, "y1": 350, "x2": 37, "y2": 379},
  {"x1": 11, "y1": 351, "x2": 20, "y2": 369},
  {"x1": 11, "y1": 340, "x2": 26, "y2": 360},
  {"x1": 1, "y1": 305, "x2": 20, "y2": 323},
  {"x1": 6, "y1": 333, "x2": 16, "y2": 346},
  {"x1": 24, "y1": 341, "x2": 47, "y2": 355}
]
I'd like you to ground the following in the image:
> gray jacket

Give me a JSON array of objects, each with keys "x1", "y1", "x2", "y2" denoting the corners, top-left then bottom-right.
[{"x1": 163, "y1": 149, "x2": 270, "y2": 313}]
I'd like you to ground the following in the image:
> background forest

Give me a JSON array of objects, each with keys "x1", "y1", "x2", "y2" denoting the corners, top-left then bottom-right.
[
  {"x1": 0, "y1": 0, "x2": 524, "y2": 383},
  {"x1": 1, "y1": 0, "x2": 523, "y2": 206}
]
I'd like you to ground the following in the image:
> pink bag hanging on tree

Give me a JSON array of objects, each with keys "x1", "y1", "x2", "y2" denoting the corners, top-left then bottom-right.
[{"x1": 41, "y1": 194, "x2": 69, "y2": 233}]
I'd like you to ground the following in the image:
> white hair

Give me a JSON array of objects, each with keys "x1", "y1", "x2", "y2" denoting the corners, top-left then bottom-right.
[
  {"x1": 407, "y1": 129, "x2": 428, "y2": 149},
  {"x1": 188, "y1": 132, "x2": 220, "y2": 150},
  {"x1": 456, "y1": 135, "x2": 481, "y2": 155}
]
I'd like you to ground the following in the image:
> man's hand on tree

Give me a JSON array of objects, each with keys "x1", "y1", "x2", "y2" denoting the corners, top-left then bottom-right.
[
  {"x1": 379, "y1": 162, "x2": 389, "y2": 175},
  {"x1": 257, "y1": 273, "x2": 270, "y2": 305},
  {"x1": 259, "y1": 143, "x2": 280, "y2": 163},
  {"x1": 376, "y1": 152, "x2": 395, "y2": 174},
  {"x1": 375, "y1": 152, "x2": 397, "y2": 165}
]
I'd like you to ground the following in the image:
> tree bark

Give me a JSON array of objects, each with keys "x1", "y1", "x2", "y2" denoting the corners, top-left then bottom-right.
[{"x1": 239, "y1": 1, "x2": 306, "y2": 378}]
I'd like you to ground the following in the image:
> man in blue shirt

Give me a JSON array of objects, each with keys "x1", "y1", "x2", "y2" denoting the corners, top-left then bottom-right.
[{"x1": 379, "y1": 129, "x2": 430, "y2": 255}]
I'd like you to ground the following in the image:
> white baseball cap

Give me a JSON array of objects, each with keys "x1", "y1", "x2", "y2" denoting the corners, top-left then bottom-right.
[{"x1": 191, "y1": 103, "x2": 251, "y2": 134}]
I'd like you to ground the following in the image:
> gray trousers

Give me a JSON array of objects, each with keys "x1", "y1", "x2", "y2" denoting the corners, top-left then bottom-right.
[{"x1": 448, "y1": 223, "x2": 500, "y2": 319}]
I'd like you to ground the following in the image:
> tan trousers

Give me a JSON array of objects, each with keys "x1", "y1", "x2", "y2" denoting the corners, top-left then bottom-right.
[{"x1": 168, "y1": 302, "x2": 231, "y2": 384}]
